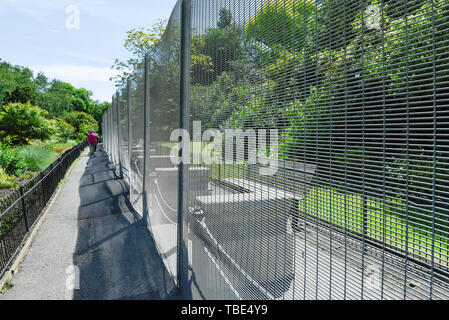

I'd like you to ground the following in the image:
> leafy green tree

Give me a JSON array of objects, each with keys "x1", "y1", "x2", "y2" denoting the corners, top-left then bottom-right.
[
  {"x1": 0, "y1": 145, "x2": 27, "y2": 176},
  {"x1": 0, "y1": 62, "x2": 37, "y2": 106},
  {"x1": 0, "y1": 103, "x2": 53, "y2": 145},
  {"x1": 91, "y1": 101, "x2": 110, "y2": 125},
  {"x1": 36, "y1": 80, "x2": 75, "y2": 117},
  {"x1": 65, "y1": 111, "x2": 98, "y2": 141},
  {"x1": 49, "y1": 118, "x2": 76, "y2": 142},
  {"x1": 0, "y1": 166, "x2": 15, "y2": 188},
  {"x1": 314, "y1": 0, "x2": 361, "y2": 51},
  {"x1": 3, "y1": 86, "x2": 36, "y2": 105},
  {"x1": 35, "y1": 72, "x2": 49, "y2": 92},
  {"x1": 192, "y1": 24, "x2": 244, "y2": 85},
  {"x1": 217, "y1": 8, "x2": 232, "y2": 29},
  {"x1": 111, "y1": 20, "x2": 166, "y2": 86},
  {"x1": 246, "y1": 0, "x2": 315, "y2": 53}
]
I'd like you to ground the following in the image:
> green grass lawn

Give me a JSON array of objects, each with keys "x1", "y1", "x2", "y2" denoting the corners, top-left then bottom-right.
[
  {"x1": 0, "y1": 140, "x2": 79, "y2": 191},
  {"x1": 20, "y1": 140, "x2": 77, "y2": 172},
  {"x1": 301, "y1": 186, "x2": 449, "y2": 267}
]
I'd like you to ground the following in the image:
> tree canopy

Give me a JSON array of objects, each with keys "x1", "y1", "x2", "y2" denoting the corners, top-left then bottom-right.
[{"x1": 0, "y1": 60, "x2": 109, "y2": 144}]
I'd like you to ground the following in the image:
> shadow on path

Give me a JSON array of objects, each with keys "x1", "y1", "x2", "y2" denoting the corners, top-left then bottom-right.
[{"x1": 73, "y1": 151, "x2": 176, "y2": 300}]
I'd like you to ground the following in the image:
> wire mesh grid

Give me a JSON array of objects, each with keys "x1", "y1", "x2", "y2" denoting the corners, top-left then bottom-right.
[{"x1": 102, "y1": 0, "x2": 449, "y2": 300}]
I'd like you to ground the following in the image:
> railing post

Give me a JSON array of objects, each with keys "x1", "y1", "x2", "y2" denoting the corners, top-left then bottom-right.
[
  {"x1": 50, "y1": 162, "x2": 55, "y2": 194},
  {"x1": 19, "y1": 186, "x2": 30, "y2": 233},
  {"x1": 40, "y1": 172, "x2": 46, "y2": 206}
]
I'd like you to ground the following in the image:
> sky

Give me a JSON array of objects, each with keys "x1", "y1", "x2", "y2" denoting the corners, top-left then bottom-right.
[{"x1": 0, "y1": 0, "x2": 178, "y2": 102}]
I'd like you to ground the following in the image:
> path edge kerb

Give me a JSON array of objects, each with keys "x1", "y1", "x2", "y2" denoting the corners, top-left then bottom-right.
[{"x1": 0, "y1": 148, "x2": 87, "y2": 293}]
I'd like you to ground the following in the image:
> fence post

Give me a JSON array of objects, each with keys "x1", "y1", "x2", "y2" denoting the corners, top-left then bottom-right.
[
  {"x1": 143, "y1": 54, "x2": 150, "y2": 225},
  {"x1": 128, "y1": 78, "x2": 133, "y2": 189},
  {"x1": 363, "y1": 195, "x2": 367, "y2": 249},
  {"x1": 19, "y1": 186, "x2": 30, "y2": 233},
  {"x1": 177, "y1": 0, "x2": 191, "y2": 295},
  {"x1": 116, "y1": 92, "x2": 123, "y2": 178}
]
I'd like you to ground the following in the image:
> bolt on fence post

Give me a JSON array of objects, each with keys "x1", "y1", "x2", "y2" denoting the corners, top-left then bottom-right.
[{"x1": 19, "y1": 186, "x2": 30, "y2": 233}]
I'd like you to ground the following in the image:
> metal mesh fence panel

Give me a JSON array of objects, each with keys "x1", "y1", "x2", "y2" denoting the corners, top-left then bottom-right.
[
  {"x1": 129, "y1": 63, "x2": 146, "y2": 215},
  {"x1": 144, "y1": 1, "x2": 182, "y2": 281},
  {"x1": 182, "y1": 0, "x2": 449, "y2": 300},
  {"x1": 109, "y1": 109, "x2": 112, "y2": 160},
  {"x1": 104, "y1": 110, "x2": 110, "y2": 157},
  {"x1": 112, "y1": 95, "x2": 120, "y2": 175},
  {"x1": 102, "y1": 0, "x2": 449, "y2": 300},
  {"x1": 118, "y1": 87, "x2": 130, "y2": 184}
]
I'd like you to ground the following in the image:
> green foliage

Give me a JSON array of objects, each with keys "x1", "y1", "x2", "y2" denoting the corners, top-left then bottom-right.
[
  {"x1": 192, "y1": 24, "x2": 245, "y2": 85},
  {"x1": 0, "y1": 167, "x2": 16, "y2": 189},
  {"x1": 303, "y1": 186, "x2": 449, "y2": 262},
  {"x1": 0, "y1": 103, "x2": 53, "y2": 145},
  {"x1": 20, "y1": 145, "x2": 56, "y2": 172},
  {"x1": 0, "y1": 60, "x2": 106, "y2": 190},
  {"x1": 0, "y1": 142, "x2": 71, "y2": 183},
  {"x1": 147, "y1": 25, "x2": 181, "y2": 141},
  {"x1": 65, "y1": 111, "x2": 98, "y2": 141},
  {"x1": 282, "y1": 87, "x2": 332, "y2": 160},
  {"x1": 314, "y1": 0, "x2": 362, "y2": 51},
  {"x1": 3, "y1": 86, "x2": 36, "y2": 105},
  {"x1": 36, "y1": 80, "x2": 75, "y2": 117},
  {"x1": 191, "y1": 36, "x2": 215, "y2": 79},
  {"x1": 192, "y1": 72, "x2": 253, "y2": 130},
  {"x1": 0, "y1": 142, "x2": 28, "y2": 176},
  {"x1": 246, "y1": 0, "x2": 315, "y2": 52},
  {"x1": 49, "y1": 118, "x2": 76, "y2": 142},
  {"x1": 0, "y1": 61, "x2": 108, "y2": 122},
  {"x1": 0, "y1": 62, "x2": 37, "y2": 107},
  {"x1": 91, "y1": 101, "x2": 110, "y2": 132},
  {"x1": 111, "y1": 20, "x2": 167, "y2": 86},
  {"x1": 217, "y1": 8, "x2": 232, "y2": 29},
  {"x1": 235, "y1": 0, "x2": 449, "y2": 205}
]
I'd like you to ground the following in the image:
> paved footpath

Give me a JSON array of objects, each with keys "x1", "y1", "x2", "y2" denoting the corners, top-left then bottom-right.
[{"x1": 0, "y1": 150, "x2": 175, "y2": 300}]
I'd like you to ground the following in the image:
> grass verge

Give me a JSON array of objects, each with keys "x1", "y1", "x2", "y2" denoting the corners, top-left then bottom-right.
[{"x1": 301, "y1": 186, "x2": 449, "y2": 267}]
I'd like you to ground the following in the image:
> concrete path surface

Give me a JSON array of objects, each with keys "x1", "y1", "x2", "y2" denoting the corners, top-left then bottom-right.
[{"x1": 0, "y1": 149, "x2": 175, "y2": 300}]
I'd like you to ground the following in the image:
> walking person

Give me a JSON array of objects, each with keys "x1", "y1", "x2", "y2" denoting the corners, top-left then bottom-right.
[{"x1": 87, "y1": 129, "x2": 99, "y2": 156}]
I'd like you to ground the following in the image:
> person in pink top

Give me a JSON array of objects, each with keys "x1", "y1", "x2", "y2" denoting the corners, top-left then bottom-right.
[{"x1": 87, "y1": 129, "x2": 99, "y2": 156}]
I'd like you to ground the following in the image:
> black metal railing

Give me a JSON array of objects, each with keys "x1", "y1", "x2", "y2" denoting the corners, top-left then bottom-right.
[{"x1": 0, "y1": 141, "x2": 86, "y2": 278}]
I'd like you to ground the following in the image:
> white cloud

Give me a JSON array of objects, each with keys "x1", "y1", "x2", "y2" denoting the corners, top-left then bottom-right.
[
  {"x1": 22, "y1": 8, "x2": 52, "y2": 22},
  {"x1": 32, "y1": 64, "x2": 118, "y2": 83},
  {"x1": 64, "y1": 51, "x2": 112, "y2": 65},
  {"x1": 0, "y1": 0, "x2": 57, "y2": 22},
  {"x1": 31, "y1": 64, "x2": 117, "y2": 101}
]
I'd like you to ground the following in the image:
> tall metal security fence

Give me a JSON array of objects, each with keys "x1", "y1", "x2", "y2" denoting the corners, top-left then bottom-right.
[
  {"x1": 0, "y1": 142, "x2": 86, "y2": 278},
  {"x1": 103, "y1": 0, "x2": 449, "y2": 300}
]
